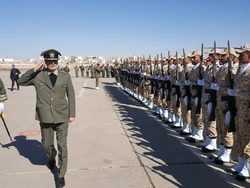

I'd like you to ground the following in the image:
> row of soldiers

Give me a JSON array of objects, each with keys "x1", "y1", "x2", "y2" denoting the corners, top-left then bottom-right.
[
  {"x1": 118, "y1": 43, "x2": 250, "y2": 181},
  {"x1": 73, "y1": 64, "x2": 114, "y2": 78}
]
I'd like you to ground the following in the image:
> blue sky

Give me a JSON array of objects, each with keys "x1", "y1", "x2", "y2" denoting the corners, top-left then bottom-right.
[{"x1": 0, "y1": 0, "x2": 249, "y2": 59}]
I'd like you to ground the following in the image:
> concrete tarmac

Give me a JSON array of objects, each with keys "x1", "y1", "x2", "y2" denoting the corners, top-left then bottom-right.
[{"x1": 0, "y1": 70, "x2": 249, "y2": 188}]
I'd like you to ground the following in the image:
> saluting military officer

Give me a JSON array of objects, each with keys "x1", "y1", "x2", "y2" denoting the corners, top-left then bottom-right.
[{"x1": 17, "y1": 49, "x2": 76, "y2": 188}]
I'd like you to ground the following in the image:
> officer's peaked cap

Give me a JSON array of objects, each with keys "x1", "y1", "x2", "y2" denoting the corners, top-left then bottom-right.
[{"x1": 41, "y1": 49, "x2": 61, "y2": 60}]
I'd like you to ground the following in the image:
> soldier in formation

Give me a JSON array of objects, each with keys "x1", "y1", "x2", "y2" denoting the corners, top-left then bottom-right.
[{"x1": 118, "y1": 43, "x2": 250, "y2": 181}]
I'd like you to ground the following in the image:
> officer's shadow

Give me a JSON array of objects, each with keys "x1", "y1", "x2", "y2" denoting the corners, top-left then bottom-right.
[
  {"x1": 1, "y1": 135, "x2": 58, "y2": 185},
  {"x1": 1, "y1": 135, "x2": 48, "y2": 165}
]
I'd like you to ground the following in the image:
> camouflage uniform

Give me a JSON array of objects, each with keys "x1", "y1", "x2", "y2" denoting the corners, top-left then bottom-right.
[
  {"x1": 170, "y1": 63, "x2": 183, "y2": 127},
  {"x1": 202, "y1": 63, "x2": 220, "y2": 139},
  {"x1": 180, "y1": 62, "x2": 193, "y2": 132},
  {"x1": 234, "y1": 64, "x2": 250, "y2": 160},
  {"x1": 0, "y1": 78, "x2": 8, "y2": 101},
  {"x1": 189, "y1": 63, "x2": 204, "y2": 130}
]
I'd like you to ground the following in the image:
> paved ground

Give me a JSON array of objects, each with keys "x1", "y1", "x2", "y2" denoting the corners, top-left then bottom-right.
[{"x1": 0, "y1": 70, "x2": 249, "y2": 188}]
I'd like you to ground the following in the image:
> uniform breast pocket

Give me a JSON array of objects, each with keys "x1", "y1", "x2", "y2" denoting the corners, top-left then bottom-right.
[{"x1": 59, "y1": 85, "x2": 67, "y2": 92}]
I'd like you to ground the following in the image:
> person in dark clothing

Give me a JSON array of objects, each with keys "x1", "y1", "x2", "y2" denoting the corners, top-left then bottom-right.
[{"x1": 10, "y1": 64, "x2": 21, "y2": 91}]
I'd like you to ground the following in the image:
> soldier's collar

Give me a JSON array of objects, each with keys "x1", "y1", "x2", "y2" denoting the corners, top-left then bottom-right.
[{"x1": 47, "y1": 69, "x2": 58, "y2": 76}]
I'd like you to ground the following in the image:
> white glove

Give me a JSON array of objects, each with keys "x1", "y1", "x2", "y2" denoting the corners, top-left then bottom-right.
[
  {"x1": 184, "y1": 96, "x2": 188, "y2": 106},
  {"x1": 207, "y1": 102, "x2": 212, "y2": 115},
  {"x1": 198, "y1": 79, "x2": 205, "y2": 86},
  {"x1": 175, "y1": 80, "x2": 181, "y2": 86},
  {"x1": 167, "y1": 75, "x2": 171, "y2": 80},
  {"x1": 185, "y1": 80, "x2": 191, "y2": 85},
  {"x1": 0, "y1": 103, "x2": 4, "y2": 114},
  {"x1": 225, "y1": 111, "x2": 231, "y2": 127},
  {"x1": 228, "y1": 88, "x2": 238, "y2": 96},
  {"x1": 195, "y1": 97, "x2": 199, "y2": 106},
  {"x1": 210, "y1": 83, "x2": 220, "y2": 91}
]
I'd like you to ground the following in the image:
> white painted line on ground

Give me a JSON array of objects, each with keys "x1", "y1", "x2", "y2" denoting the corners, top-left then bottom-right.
[{"x1": 77, "y1": 78, "x2": 89, "y2": 97}]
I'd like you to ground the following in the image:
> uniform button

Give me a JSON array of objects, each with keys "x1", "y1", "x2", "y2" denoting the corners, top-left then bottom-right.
[
  {"x1": 51, "y1": 98, "x2": 53, "y2": 100},
  {"x1": 51, "y1": 105, "x2": 53, "y2": 108}
]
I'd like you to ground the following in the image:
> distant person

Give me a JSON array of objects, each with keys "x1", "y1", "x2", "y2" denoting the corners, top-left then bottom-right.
[
  {"x1": 105, "y1": 63, "x2": 111, "y2": 78},
  {"x1": 74, "y1": 65, "x2": 79, "y2": 77},
  {"x1": 10, "y1": 64, "x2": 21, "y2": 91},
  {"x1": 17, "y1": 49, "x2": 76, "y2": 188},
  {"x1": 63, "y1": 64, "x2": 70, "y2": 73},
  {"x1": 79, "y1": 64, "x2": 85, "y2": 77},
  {"x1": 94, "y1": 63, "x2": 104, "y2": 89}
]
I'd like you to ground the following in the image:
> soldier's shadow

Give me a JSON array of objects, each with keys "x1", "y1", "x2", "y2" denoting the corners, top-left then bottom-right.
[{"x1": 1, "y1": 135, "x2": 48, "y2": 165}]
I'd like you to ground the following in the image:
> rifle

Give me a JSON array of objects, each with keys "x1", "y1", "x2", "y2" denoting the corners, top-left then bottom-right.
[
  {"x1": 205, "y1": 41, "x2": 217, "y2": 121},
  {"x1": 221, "y1": 40, "x2": 236, "y2": 132},
  {"x1": 166, "y1": 51, "x2": 172, "y2": 102},
  {"x1": 172, "y1": 51, "x2": 181, "y2": 107},
  {"x1": 192, "y1": 43, "x2": 204, "y2": 114},
  {"x1": 149, "y1": 55, "x2": 155, "y2": 94},
  {"x1": 154, "y1": 55, "x2": 159, "y2": 98},
  {"x1": 182, "y1": 48, "x2": 192, "y2": 110},
  {"x1": 160, "y1": 53, "x2": 166, "y2": 100},
  {"x1": 1, "y1": 113, "x2": 12, "y2": 141}
]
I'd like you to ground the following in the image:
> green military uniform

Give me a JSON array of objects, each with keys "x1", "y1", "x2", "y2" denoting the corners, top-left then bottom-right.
[{"x1": 17, "y1": 49, "x2": 76, "y2": 185}]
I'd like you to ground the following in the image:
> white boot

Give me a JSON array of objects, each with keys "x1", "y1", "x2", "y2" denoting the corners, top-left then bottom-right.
[
  {"x1": 201, "y1": 136, "x2": 210, "y2": 148},
  {"x1": 189, "y1": 129, "x2": 204, "y2": 142},
  {"x1": 144, "y1": 99, "x2": 149, "y2": 106},
  {"x1": 155, "y1": 106, "x2": 160, "y2": 114},
  {"x1": 163, "y1": 110, "x2": 168, "y2": 119},
  {"x1": 159, "y1": 108, "x2": 164, "y2": 117},
  {"x1": 237, "y1": 160, "x2": 250, "y2": 180},
  {"x1": 160, "y1": 108, "x2": 164, "y2": 118},
  {"x1": 148, "y1": 101, "x2": 154, "y2": 109},
  {"x1": 190, "y1": 127, "x2": 198, "y2": 137},
  {"x1": 166, "y1": 112, "x2": 173, "y2": 123},
  {"x1": 172, "y1": 116, "x2": 182, "y2": 128},
  {"x1": 216, "y1": 148, "x2": 231, "y2": 163},
  {"x1": 211, "y1": 145, "x2": 225, "y2": 159},
  {"x1": 230, "y1": 156, "x2": 244, "y2": 174},
  {"x1": 180, "y1": 122, "x2": 187, "y2": 131},
  {"x1": 180, "y1": 123, "x2": 192, "y2": 135},
  {"x1": 202, "y1": 138, "x2": 217, "y2": 152}
]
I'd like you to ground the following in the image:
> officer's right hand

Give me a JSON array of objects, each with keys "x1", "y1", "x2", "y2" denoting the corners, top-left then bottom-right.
[{"x1": 34, "y1": 62, "x2": 46, "y2": 72}]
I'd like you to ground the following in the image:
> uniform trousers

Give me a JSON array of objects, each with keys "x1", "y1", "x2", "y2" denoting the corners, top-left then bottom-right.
[
  {"x1": 190, "y1": 97, "x2": 203, "y2": 129},
  {"x1": 235, "y1": 99, "x2": 250, "y2": 160},
  {"x1": 202, "y1": 91, "x2": 217, "y2": 138},
  {"x1": 216, "y1": 96, "x2": 234, "y2": 147},
  {"x1": 40, "y1": 122, "x2": 69, "y2": 178}
]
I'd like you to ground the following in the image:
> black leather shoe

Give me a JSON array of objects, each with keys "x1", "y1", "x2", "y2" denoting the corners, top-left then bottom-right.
[
  {"x1": 225, "y1": 168, "x2": 239, "y2": 174},
  {"x1": 214, "y1": 158, "x2": 224, "y2": 164},
  {"x1": 186, "y1": 137, "x2": 203, "y2": 143},
  {"x1": 202, "y1": 147, "x2": 216, "y2": 153},
  {"x1": 180, "y1": 131, "x2": 191, "y2": 136},
  {"x1": 57, "y1": 177, "x2": 65, "y2": 188},
  {"x1": 48, "y1": 159, "x2": 56, "y2": 170},
  {"x1": 236, "y1": 174, "x2": 247, "y2": 181}
]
